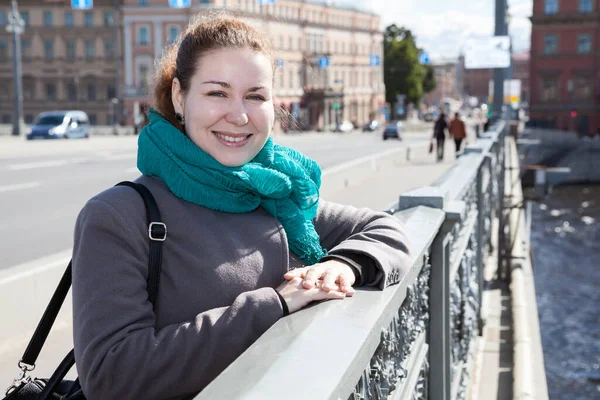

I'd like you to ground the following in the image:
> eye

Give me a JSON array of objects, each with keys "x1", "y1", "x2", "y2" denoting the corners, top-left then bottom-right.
[
  {"x1": 207, "y1": 91, "x2": 226, "y2": 97},
  {"x1": 247, "y1": 94, "x2": 266, "y2": 101}
]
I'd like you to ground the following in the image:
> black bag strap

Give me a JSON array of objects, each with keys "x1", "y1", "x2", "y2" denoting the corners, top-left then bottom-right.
[{"x1": 19, "y1": 182, "x2": 165, "y2": 368}]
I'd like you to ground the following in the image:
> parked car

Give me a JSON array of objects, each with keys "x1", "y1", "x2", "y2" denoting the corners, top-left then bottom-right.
[
  {"x1": 382, "y1": 121, "x2": 403, "y2": 140},
  {"x1": 334, "y1": 120, "x2": 354, "y2": 133},
  {"x1": 26, "y1": 110, "x2": 90, "y2": 140},
  {"x1": 362, "y1": 120, "x2": 380, "y2": 132}
]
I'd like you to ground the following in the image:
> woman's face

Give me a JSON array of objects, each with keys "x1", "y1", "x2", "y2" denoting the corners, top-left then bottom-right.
[{"x1": 172, "y1": 48, "x2": 275, "y2": 167}]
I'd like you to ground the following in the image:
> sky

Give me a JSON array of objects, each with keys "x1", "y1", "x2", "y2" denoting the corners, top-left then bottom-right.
[{"x1": 338, "y1": 0, "x2": 533, "y2": 62}]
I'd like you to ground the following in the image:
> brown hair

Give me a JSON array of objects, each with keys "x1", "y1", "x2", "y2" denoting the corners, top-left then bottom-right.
[{"x1": 153, "y1": 12, "x2": 275, "y2": 130}]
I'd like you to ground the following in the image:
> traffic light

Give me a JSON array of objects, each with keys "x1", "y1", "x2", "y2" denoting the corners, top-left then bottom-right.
[{"x1": 333, "y1": 103, "x2": 339, "y2": 111}]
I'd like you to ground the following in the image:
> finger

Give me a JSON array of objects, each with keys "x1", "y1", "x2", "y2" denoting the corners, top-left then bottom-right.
[
  {"x1": 338, "y1": 274, "x2": 356, "y2": 296},
  {"x1": 283, "y1": 267, "x2": 308, "y2": 280},
  {"x1": 313, "y1": 285, "x2": 346, "y2": 300},
  {"x1": 302, "y1": 267, "x2": 324, "y2": 289},
  {"x1": 320, "y1": 270, "x2": 339, "y2": 292}
]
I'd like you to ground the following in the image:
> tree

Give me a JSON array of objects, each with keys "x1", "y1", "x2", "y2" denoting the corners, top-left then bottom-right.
[
  {"x1": 383, "y1": 25, "x2": 425, "y2": 110},
  {"x1": 422, "y1": 64, "x2": 437, "y2": 94}
]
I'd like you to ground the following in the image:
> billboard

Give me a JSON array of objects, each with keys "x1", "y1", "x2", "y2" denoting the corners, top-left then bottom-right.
[{"x1": 465, "y1": 36, "x2": 511, "y2": 69}]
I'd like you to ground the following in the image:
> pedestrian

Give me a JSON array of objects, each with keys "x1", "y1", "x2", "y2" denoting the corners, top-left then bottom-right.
[
  {"x1": 433, "y1": 112, "x2": 448, "y2": 162},
  {"x1": 449, "y1": 112, "x2": 467, "y2": 155},
  {"x1": 71, "y1": 12, "x2": 412, "y2": 400}
]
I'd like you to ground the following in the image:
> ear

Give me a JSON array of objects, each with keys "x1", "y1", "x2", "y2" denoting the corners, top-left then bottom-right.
[{"x1": 171, "y1": 77, "x2": 184, "y2": 115}]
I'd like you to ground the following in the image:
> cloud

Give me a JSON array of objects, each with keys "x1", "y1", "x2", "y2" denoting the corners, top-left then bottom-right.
[{"x1": 339, "y1": 0, "x2": 532, "y2": 61}]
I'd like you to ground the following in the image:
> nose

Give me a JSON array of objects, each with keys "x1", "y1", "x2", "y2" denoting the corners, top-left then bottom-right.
[{"x1": 225, "y1": 99, "x2": 249, "y2": 126}]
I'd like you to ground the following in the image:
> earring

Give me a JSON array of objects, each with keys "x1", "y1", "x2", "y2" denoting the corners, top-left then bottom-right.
[{"x1": 175, "y1": 112, "x2": 185, "y2": 126}]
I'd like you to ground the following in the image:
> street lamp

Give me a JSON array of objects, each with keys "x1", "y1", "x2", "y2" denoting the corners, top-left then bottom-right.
[
  {"x1": 6, "y1": 0, "x2": 25, "y2": 137},
  {"x1": 111, "y1": 97, "x2": 119, "y2": 135}
]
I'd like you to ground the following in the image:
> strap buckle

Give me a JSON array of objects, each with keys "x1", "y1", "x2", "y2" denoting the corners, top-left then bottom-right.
[{"x1": 148, "y1": 222, "x2": 167, "y2": 242}]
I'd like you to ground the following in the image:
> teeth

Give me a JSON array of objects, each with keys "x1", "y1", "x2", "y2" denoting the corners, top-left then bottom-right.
[{"x1": 215, "y1": 133, "x2": 248, "y2": 143}]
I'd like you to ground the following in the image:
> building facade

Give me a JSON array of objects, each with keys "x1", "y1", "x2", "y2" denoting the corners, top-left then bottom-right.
[
  {"x1": 530, "y1": 0, "x2": 600, "y2": 135},
  {"x1": 0, "y1": 0, "x2": 121, "y2": 126},
  {"x1": 423, "y1": 62, "x2": 459, "y2": 107},
  {"x1": 121, "y1": 0, "x2": 385, "y2": 131}
]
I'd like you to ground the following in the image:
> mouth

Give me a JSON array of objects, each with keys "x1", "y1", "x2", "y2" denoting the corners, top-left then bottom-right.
[{"x1": 212, "y1": 131, "x2": 253, "y2": 147}]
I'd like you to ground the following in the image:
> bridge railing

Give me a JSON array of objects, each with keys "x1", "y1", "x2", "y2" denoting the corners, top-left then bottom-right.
[{"x1": 194, "y1": 122, "x2": 507, "y2": 400}]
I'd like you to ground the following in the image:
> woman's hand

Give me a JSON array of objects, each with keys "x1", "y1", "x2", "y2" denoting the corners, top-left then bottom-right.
[
  {"x1": 283, "y1": 259, "x2": 357, "y2": 296},
  {"x1": 276, "y1": 277, "x2": 347, "y2": 314}
]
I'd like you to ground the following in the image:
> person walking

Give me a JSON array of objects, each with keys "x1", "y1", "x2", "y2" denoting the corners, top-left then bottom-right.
[
  {"x1": 433, "y1": 112, "x2": 448, "y2": 162},
  {"x1": 449, "y1": 112, "x2": 467, "y2": 155}
]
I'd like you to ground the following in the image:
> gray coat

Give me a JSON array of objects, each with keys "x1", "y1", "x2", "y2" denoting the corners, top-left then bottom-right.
[{"x1": 72, "y1": 175, "x2": 411, "y2": 400}]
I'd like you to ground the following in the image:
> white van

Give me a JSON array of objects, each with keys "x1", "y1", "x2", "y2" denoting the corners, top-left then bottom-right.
[{"x1": 26, "y1": 111, "x2": 91, "y2": 140}]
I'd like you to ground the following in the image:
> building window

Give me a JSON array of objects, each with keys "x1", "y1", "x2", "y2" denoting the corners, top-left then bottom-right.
[
  {"x1": 289, "y1": 69, "x2": 294, "y2": 89},
  {"x1": 23, "y1": 82, "x2": 33, "y2": 100},
  {"x1": 138, "y1": 26, "x2": 150, "y2": 45},
  {"x1": 21, "y1": 39, "x2": 31, "y2": 60},
  {"x1": 137, "y1": 0, "x2": 149, "y2": 5},
  {"x1": 574, "y1": 76, "x2": 592, "y2": 99},
  {"x1": 0, "y1": 12, "x2": 6, "y2": 26},
  {"x1": 87, "y1": 84, "x2": 96, "y2": 101},
  {"x1": 107, "y1": 86, "x2": 115, "y2": 99},
  {"x1": 544, "y1": 0, "x2": 558, "y2": 14},
  {"x1": 46, "y1": 83, "x2": 56, "y2": 101},
  {"x1": 65, "y1": 11, "x2": 73, "y2": 27},
  {"x1": 67, "y1": 40, "x2": 76, "y2": 60},
  {"x1": 25, "y1": 114, "x2": 34, "y2": 124},
  {"x1": 298, "y1": 37, "x2": 302, "y2": 51},
  {"x1": 0, "y1": 40, "x2": 7, "y2": 59},
  {"x1": 579, "y1": 0, "x2": 593, "y2": 13},
  {"x1": 102, "y1": 11, "x2": 113, "y2": 27},
  {"x1": 84, "y1": 11, "x2": 93, "y2": 27},
  {"x1": 104, "y1": 39, "x2": 114, "y2": 58},
  {"x1": 139, "y1": 64, "x2": 150, "y2": 92},
  {"x1": 85, "y1": 40, "x2": 95, "y2": 59},
  {"x1": 20, "y1": 12, "x2": 28, "y2": 26},
  {"x1": 541, "y1": 78, "x2": 559, "y2": 101},
  {"x1": 168, "y1": 26, "x2": 180, "y2": 45},
  {"x1": 544, "y1": 34, "x2": 558, "y2": 54},
  {"x1": 577, "y1": 34, "x2": 592, "y2": 53},
  {"x1": 88, "y1": 114, "x2": 97, "y2": 125},
  {"x1": 44, "y1": 11, "x2": 53, "y2": 27},
  {"x1": 44, "y1": 40, "x2": 54, "y2": 60},
  {"x1": 67, "y1": 83, "x2": 77, "y2": 102},
  {"x1": 289, "y1": 36, "x2": 293, "y2": 50},
  {"x1": 2, "y1": 115, "x2": 11, "y2": 124}
]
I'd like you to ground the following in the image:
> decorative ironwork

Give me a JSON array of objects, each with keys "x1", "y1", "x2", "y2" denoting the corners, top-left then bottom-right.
[{"x1": 350, "y1": 258, "x2": 431, "y2": 400}]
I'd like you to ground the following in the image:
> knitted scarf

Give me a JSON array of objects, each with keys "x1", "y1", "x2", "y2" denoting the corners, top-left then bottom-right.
[{"x1": 137, "y1": 110, "x2": 327, "y2": 265}]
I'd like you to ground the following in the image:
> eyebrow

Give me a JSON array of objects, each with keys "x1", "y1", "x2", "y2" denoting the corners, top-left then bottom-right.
[{"x1": 201, "y1": 80, "x2": 266, "y2": 92}]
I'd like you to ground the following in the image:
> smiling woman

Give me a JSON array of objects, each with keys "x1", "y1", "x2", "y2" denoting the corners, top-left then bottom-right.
[{"x1": 71, "y1": 11, "x2": 412, "y2": 400}]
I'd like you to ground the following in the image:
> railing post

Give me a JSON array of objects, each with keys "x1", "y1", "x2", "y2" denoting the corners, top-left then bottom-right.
[
  {"x1": 398, "y1": 187, "x2": 452, "y2": 400},
  {"x1": 497, "y1": 128, "x2": 508, "y2": 281}
]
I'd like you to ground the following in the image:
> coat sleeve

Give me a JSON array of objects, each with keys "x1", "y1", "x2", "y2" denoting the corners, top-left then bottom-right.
[
  {"x1": 72, "y1": 199, "x2": 283, "y2": 400},
  {"x1": 314, "y1": 200, "x2": 412, "y2": 289}
]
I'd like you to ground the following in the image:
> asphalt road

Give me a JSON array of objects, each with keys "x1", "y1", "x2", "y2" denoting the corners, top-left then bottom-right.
[{"x1": 0, "y1": 129, "x2": 433, "y2": 269}]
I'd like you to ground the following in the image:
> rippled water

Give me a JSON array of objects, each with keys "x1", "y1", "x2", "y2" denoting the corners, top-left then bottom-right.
[{"x1": 528, "y1": 185, "x2": 600, "y2": 399}]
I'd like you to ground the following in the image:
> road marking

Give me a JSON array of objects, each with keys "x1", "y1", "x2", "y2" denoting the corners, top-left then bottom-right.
[
  {"x1": 0, "y1": 249, "x2": 72, "y2": 285},
  {"x1": 8, "y1": 160, "x2": 69, "y2": 170},
  {"x1": 0, "y1": 181, "x2": 40, "y2": 193},
  {"x1": 106, "y1": 153, "x2": 136, "y2": 161}
]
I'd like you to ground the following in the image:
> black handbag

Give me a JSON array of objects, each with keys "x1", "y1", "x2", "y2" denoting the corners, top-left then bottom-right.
[{"x1": 3, "y1": 182, "x2": 167, "y2": 400}]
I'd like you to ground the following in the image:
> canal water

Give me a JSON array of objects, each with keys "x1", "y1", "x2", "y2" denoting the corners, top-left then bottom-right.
[{"x1": 528, "y1": 185, "x2": 600, "y2": 399}]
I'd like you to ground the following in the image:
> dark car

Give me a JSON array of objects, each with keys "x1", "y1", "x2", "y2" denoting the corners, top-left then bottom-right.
[
  {"x1": 362, "y1": 120, "x2": 380, "y2": 132},
  {"x1": 382, "y1": 122, "x2": 403, "y2": 140}
]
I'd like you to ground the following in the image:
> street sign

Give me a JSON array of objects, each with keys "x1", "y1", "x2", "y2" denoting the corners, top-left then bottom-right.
[
  {"x1": 169, "y1": 0, "x2": 191, "y2": 7},
  {"x1": 465, "y1": 36, "x2": 510, "y2": 69},
  {"x1": 275, "y1": 58, "x2": 284, "y2": 68},
  {"x1": 418, "y1": 51, "x2": 429, "y2": 65},
  {"x1": 318, "y1": 56, "x2": 329, "y2": 69},
  {"x1": 369, "y1": 55, "x2": 380, "y2": 66},
  {"x1": 71, "y1": 0, "x2": 93, "y2": 10}
]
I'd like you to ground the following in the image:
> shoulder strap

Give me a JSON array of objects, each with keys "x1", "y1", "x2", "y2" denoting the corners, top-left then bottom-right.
[{"x1": 19, "y1": 182, "x2": 165, "y2": 367}]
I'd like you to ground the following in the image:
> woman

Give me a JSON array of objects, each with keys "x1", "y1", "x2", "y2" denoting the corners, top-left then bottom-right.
[
  {"x1": 449, "y1": 112, "x2": 467, "y2": 155},
  {"x1": 72, "y1": 13, "x2": 411, "y2": 400},
  {"x1": 433, "y1": 112, "x2": 448, "y2": 162}
]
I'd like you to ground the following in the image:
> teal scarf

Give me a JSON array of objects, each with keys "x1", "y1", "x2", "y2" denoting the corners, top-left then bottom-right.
[{"x1": 137, "y1": 110, "x2": 327, "y2": 265}]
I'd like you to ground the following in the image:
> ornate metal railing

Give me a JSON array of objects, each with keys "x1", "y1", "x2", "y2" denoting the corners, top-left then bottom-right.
[{"x1": 194, "y1": 122, "x2": 507, "y2": 400}]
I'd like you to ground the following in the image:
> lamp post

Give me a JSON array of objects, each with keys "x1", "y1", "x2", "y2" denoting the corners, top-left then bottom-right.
[{"x1": 6, "y1": 0, "x2": 25, "y2": 136}]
